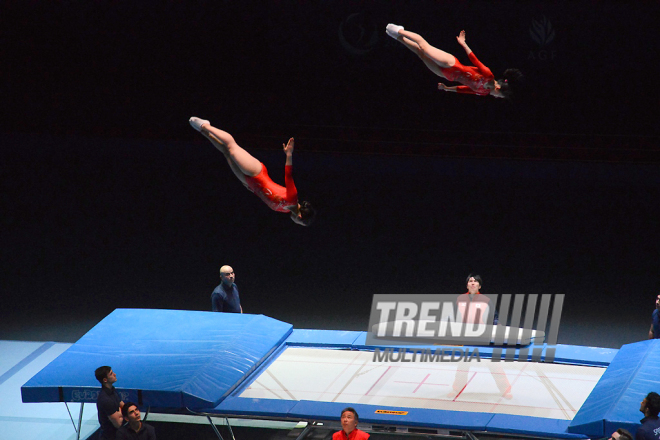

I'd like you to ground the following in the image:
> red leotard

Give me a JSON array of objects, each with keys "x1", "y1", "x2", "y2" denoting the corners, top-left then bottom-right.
[
  {"x1": 440, "y1": 52, "x2": 494, "y2": 96},
  {"x1": 244, "y1": 163, "x2": 298, "y2": 213}
]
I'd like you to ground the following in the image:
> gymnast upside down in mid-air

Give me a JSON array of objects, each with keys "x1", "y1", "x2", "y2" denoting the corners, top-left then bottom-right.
[
  {"x1": 386, "y1": 24, "x2": 522, "y2": 98},
  {"x1": 189, "y1": 117, "x2": 316, "y2": 226}
]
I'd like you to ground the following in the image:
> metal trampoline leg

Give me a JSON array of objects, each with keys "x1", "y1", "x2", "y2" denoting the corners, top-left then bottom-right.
[
  {"x1": 65, "y1": 401, "x2": 85, "y2": 439},
  {"x1": 76, "y1": 402, "x2": 84, "y2": 440},
  {"x1": 225, "y1": 417, "x2": 236, "y2": 440},
  {"x1": 294, "y1": 425, "x2": 311, "y2": 439},
  {"x1": 207, "y1": 415, "x2": 225, "y2": 440}
]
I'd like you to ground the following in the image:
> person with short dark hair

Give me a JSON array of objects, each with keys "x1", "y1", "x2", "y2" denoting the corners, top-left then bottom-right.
[
  {"x1": 610, "y1": 428, "x2": 633, "y2": 440},
  {"x1": 385, "y1": 25, "x2": 522, "y2": 99},
  {"x1": 637, "y1": 392, "x2": 660, "y2": 440},
  {"x1": 457, "y1": 274, "x2": 498, "y2": 325},
  {"x1": 189, "y1": 117, "x2": 316, "y2": 226},
  {"x1": 116, "y1": 402, "x2": 156, "y2": 440},
  {"x1": 211, "y1": 265, "x2": 242, "y2": 313},
  {"x1": 333, "y1": 407, "x2": 369, "y2": 439},
  {"x1": 95, "y1": 366, "x2": 124, "y2": 440},
  {"x1": 648, "y1": 295, "x2": 660, "y2": 339}
]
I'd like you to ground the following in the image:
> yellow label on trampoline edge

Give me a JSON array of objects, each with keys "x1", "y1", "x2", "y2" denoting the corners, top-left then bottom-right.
[{"x1": 375, "y1": 410, "x2": 408, "y2": 415}]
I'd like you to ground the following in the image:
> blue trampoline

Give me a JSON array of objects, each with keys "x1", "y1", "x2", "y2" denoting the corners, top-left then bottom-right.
[{"x1": 20, "y1": 309, "x2": 660, "y2": 439}]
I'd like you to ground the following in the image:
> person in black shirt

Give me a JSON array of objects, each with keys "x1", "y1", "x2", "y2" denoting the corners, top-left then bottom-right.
[
  {"x1": 95, "y1": 366, "x2": 124, "y2": 440},
  {"x1": 116, "y1": 402, "x2": 156, "y2": 440},
  {"x1": 211, "y1": 265, "x2": 242, "y2": 313}
]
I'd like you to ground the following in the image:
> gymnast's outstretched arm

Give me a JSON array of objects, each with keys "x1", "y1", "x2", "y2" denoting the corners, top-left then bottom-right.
[
  {"x1": 283, "y1": 137, "x2": 294, "y2": 167},
  {"x1": 282, "y1": 137, "x2": 298, "y2": 205},
  {"x1": 456, "y1": 30, "x2": 473, "y2": 56}
]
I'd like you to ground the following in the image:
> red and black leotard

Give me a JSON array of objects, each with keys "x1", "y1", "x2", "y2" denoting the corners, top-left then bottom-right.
[
  {"x1": 440, "y1": 52, "x2": 494, "y2": 96},
  {"x1": 244, "y1": 163, "x2": 298, "y2": 212}
]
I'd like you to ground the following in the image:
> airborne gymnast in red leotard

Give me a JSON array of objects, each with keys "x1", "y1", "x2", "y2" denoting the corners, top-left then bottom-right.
[
  {"x1": 189, "y1": 117, "x2": 315, "y2": 226},
  {"x1": 386, "y1": 25, "x2": 522, "y2": 98}
]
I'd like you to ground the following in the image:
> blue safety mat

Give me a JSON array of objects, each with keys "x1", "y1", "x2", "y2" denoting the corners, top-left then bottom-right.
[
  {"x1": 569, "y1": 339, "x2": 660, "y2": 438},
  {"x1": 213, "y1": 398, "x2": 589, "y2": 438},
  {"x1": 21, "y1": 309, "x2": 292, "y2": 408}
]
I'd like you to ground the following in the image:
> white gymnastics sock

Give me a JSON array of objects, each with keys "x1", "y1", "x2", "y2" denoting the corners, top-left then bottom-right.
[
  {"x1": 189, "y1": 117, "x2": 210, "y2": 132},
  {"x1": 386, "y1": 24, "x2": 404, "y2": 39}
]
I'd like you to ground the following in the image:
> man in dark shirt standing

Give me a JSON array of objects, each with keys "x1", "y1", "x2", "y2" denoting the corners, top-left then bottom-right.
[
  {"x1": 648, "y1": 295, "x2": 660, "y2": 339},
  {"x1": 637, "y1": 392, "x2": 660, "y2": 440},
  {"x1": 94, "y1": 366, "x2": 123, "y2": 440},
  {"x1": 116, "y1": 402, "x2": 156, "y2": 440},
  {"x1": 211, "y1": 265, "x2": 242, "y2": 313}
]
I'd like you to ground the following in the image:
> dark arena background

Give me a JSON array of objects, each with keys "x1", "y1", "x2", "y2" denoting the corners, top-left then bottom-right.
[{"x1": 2, "y1": 1, "x2": 660, "y2": 439}]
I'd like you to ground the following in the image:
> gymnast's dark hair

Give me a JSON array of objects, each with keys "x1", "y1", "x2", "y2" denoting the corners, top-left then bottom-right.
[
  {"x1": 646, "y1": 392, "x2": 660, "y2": 417},
  {"x1": 298, "y1": 200, "x2": 316, "y2": 226},
  {"x1": 466, "y1": 274, "x2": 483, "y2": 288},
  {"x1": 94, "y1": 366, "x2": 112, "y2": 384},
  {"x1": 497, "y1": 68, "x2": 524, "y2": 99},
  {"x1": 122, "y1": 401, "x2": 139, "y2": 418},
  {"x1": 615, "y1": 428, "x2": 633, "y2": 440},
  {"x1": 341, "y1": 407, "x2": 359, "y2": 421}
]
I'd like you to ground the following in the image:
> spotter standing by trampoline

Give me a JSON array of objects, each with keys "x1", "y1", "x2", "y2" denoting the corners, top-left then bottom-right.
[
  {"x1": 333, "y1": 407, "x2": 369, "y2": 440},
  {"x1": 386, "y1": 24, "x2": 522, "y2": 98},
  {"x1": 189, "y1": 117, "x2": 315, "y2": 226}
]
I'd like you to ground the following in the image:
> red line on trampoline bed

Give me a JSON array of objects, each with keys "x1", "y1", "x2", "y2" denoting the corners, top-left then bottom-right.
[
  {"x1": 243, "y1": 388, "x2": 579, "y2": 413},
  {"x1": 413, "y1": 374, "x2": 431, "y2": 394},
  {"x1": 394, "y1": 380, "x2": 447, "y2": 387},
  {"x1": 365, "y1": 366, "x2": 391, "y2": 396},
  {"x1": 278, "y1": 355, "x2": 603, "y2": 381},
  {"x1": 453, "y1": 372, "x2": 477, "y2": 401}
]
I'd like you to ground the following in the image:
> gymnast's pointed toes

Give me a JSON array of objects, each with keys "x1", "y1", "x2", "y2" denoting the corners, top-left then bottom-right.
[
  {"x1": 386, "y1": 23, "x2": 404, "y2": 39},
  {"x1": 189, "y1": 117, "x2": 210, "y2": 132}
]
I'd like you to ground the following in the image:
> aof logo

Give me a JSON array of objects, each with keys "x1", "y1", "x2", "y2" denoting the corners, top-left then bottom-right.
[
  {"x1": 70, "y1": 389, "x2": 130, "y2": 402},
  {"x1": 71, "y1": 389, "x2": 100, "y2": 401},
  {"x1": 528, "y1": 16, "x2": 556, "y2": 61},
  {"x1": 338, "y1": 13, "x2": 379, "y2": 56}
]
